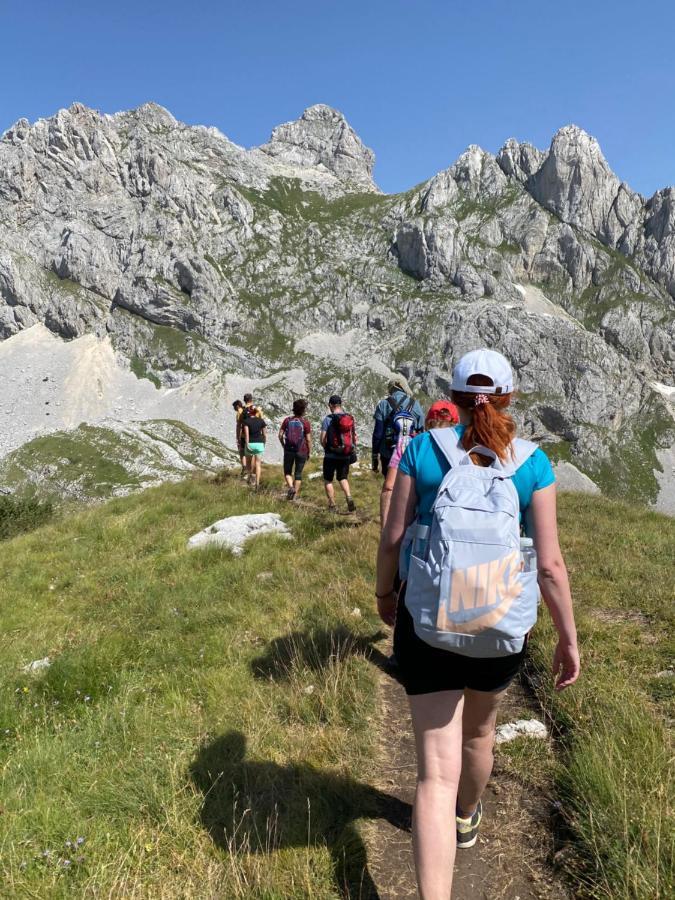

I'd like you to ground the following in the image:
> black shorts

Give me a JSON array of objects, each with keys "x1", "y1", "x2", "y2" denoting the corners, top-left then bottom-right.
[
  {"x1": 393, "y1": 583, "x2": 526, "y2": 696},
  {"x1": 380, "y1": 453, "x2": 392, "y2": 472},
  {"x1": 323, "y1": 456, "x2": 350, "y2": 482},
  {"x1": 283, "y1": 451, "x2": 307, "y2": 480}
]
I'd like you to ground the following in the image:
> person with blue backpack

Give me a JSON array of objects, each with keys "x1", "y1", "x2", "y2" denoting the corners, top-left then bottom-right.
[
  {"x1": 278, "y1": 398, "x2": 312, "y2": 501},
  {"x1": 372, "y1": 374, "x2": 425, "y2": 473},
  {"x1": 375, "y1": 349, "x2": 580, "y2": 899}
]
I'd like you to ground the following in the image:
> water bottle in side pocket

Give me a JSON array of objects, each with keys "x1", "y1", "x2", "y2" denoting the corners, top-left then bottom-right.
[{"x1": 520, "y1": 536, "x2": 537, "y2": 573}]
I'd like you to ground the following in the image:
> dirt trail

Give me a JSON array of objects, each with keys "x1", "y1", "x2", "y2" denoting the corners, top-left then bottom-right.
[{"x1": 366, "y1": 657, "x2": 569, "y2": 900}]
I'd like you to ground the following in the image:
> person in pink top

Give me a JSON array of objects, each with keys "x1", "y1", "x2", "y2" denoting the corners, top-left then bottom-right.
[{"x1": 380, "y1": 400, "x2": 459, "y2": 529}]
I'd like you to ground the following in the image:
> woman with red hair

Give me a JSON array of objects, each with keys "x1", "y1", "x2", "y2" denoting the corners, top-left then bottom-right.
[{"x1": 376, "y1": 349, "x2": 579, "y2": 899}]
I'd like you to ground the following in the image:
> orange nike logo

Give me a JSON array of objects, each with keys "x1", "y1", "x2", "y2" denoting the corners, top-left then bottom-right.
[{"x1": 437, "y1": 550, "x2": 522, "y2": 635}]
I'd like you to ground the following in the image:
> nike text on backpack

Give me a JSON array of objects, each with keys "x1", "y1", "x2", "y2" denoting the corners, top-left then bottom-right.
[
  {"x1": 384, "y1": 396, "x2": 417, "y2": 454},
  {"x1": 400, "y1": 428, "x2": 540, "y2": 658},
  {"x1": 284, "y1": 417, "x2": 306, "y2": 453},
  {"x1": 326, "y1": 413, "x2": 356, "y2": 458}
]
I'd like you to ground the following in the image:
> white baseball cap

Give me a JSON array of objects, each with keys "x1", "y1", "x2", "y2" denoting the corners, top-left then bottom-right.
[{"x1": 450, "y1": 349, "x2": 514, "y2": 395}]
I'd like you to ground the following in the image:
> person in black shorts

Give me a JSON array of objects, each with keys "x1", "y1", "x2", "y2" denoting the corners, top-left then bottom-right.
[
  {"x1": 375, "y1": 349, "x2": 580, "y2": 898},
  {"x1": 320, "y1": 395, "x2": 357, "y2": 513},
  {"x1": 278, "y1": 398, "x2": 312, "y2": 500}
]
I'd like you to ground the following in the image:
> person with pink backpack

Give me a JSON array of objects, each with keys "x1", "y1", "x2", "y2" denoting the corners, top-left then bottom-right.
[{"x1": 278, "y1": 398, "x2": 312, "y2": 501}]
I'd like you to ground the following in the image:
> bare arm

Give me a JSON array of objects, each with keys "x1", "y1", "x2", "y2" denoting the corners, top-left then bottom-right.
[
  {"x1": 375, "y1": 472, "x2": 417, "y2": 624},
  {"x1": 306, "y1": 432, "x2": 312, "y2": 456},
  {"x1": 320, "y1": 430, "x2": 328, "y2": 449},
  {"x1": 278, "y1": 426, "x2": 286, "y2": 446},
  {"x1": 379, "y1": 464, "x2": 398, "y2": 530},
  {"x1": 527, "y1": 484, "x2": 580, "y2": 690},
  {"x1": 243, "y1": 424, "x2": 250, "y2": 446}
]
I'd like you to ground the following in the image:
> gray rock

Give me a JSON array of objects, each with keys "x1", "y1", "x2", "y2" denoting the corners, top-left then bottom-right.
[
  {"x1": 553, "y1": 461, "x2": 601, "y2": 495},
  {"x1": 0, "y1": 101, "x2": 674, "y2": 509},
  {"x1": 258, "y1": 104, "x2": 377, "y2": 192}
]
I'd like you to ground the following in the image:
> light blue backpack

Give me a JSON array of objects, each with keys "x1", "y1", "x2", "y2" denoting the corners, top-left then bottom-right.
[{"x1": 400, "y1": 427, "x2": 540, "y2": 658}]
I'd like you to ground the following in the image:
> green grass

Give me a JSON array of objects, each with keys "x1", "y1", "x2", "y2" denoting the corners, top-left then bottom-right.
[
  {"x1": 0, "y1": 470, "x2": 673, "y2": 898},
  {"x1": 0, "y1": 494, "x2": 53, "y2": 541},
  {"x1": 527, "y1": 494, "x2": 674, "y2": 898},
  {"x1": 0, "y1": 468, "x2": 387, "y2": 898}
]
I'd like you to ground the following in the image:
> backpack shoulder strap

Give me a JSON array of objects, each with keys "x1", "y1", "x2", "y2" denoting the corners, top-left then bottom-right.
[
  {"x1": 387, "y1": 395, "x2": 403, "y2": 415},
  {"x1": 501, "y1": 438, "x2": 538, "y2": 476},
  {"x1": 428, "y1": 426, "x2": 466, "y2": 469}
]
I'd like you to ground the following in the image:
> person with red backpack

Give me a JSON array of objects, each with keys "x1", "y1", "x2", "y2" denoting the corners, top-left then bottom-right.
[
  {"x1": 278, "y1": 398, "x2": 312, "y2": 501},
  {"x1": 320, "y1": 394, "x2": 357, "y2": 513}
]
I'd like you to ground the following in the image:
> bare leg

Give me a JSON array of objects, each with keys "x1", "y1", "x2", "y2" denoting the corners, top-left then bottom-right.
[
  {"x1": 284, "y1": 473, "x2": 294, "y2": 489},
  {"x1": 324, "y1": 481, "x2": 336, "y2": 506},
  {"x1": 254, "y1": 456, "x2": 262, "y2": 486},
  {"x1": 409, "y1": 690, "x2": 464, "y2": 900},
  {"x1": 338, "y1": 478, "x2": 351, "y2": 500},
  {"x1": 456, "y1": 687, "x2": 506, "y2": 817},
  {"x1": 293, "y1": 478, "x2": 302, "y2": 497},
  {"x1": 245, "y1": 454, "x2": 253, "y2": 482}
]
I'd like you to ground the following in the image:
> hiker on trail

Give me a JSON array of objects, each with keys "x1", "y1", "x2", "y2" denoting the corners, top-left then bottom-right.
[
  {"x1": 380, "y1": 399, "x2": 459, "y2": 529},
  {"x1": 321, "y1": 394, "x2": 357, "y2": 514},
  {"x1": 241, "y1": 393, "x2": 262, "y2": 420},
  {"x1": 278, "y1": 398, "x2": 312, "y2": 501},
  {"x1": 243, "y1": 406, "x2": 266, "y2": 490},
  {"x1": 375, "y1": 348, "x2": 580, "y2": 899},
  {"x1": 371, "y1": 374, "x2": 424, "y2": 474},
  {"x1": 232, "y1": 400, "x2": 247, "y2": 477}
]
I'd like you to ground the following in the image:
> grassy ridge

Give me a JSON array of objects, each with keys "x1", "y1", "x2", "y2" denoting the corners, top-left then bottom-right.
[
  {"x1": 0, "y1": 470, "x2": 386, "y2": 898},
  {"x1": 0, "y1": 469, "x2": 673, "y2": 897}
]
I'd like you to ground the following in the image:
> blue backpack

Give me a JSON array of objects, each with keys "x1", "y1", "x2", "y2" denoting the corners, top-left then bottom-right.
[{"x1": 400, "y1": 427, "x2": 539, "y2": 658}]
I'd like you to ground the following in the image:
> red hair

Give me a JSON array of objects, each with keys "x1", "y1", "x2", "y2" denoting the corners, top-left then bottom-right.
[{"x1": 451, "y1": 376, "x2": 516, "y2": 464}]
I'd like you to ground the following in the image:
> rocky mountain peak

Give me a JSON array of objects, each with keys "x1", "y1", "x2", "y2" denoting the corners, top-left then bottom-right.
[
  {"x1": 496, "y1": 138, "x2": 545, "y2": 182},
  {"x1": 258, "y1": 104, "x2": 377, "y2": 192},
  {"x1": 527, "y1": 124, "x2": 644, "y2": 244},
  {"x1": 114, "y1": 102, "x2": 177, "y2": 128}
]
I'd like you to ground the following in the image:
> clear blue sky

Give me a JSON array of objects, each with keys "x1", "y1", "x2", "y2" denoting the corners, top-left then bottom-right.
[{"x1": 2, "y1": 0, "x2": 673, "y2": 197}]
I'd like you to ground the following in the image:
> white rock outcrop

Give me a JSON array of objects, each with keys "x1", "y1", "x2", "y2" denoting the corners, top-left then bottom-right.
[
  {"x1": 187, "y1": 513, "x2": 292, "y2": 555},
  {"x1": 22, "y1": 656, "x2": 51, "y2": 673},
  {"x1": 495, "y1": 718, "x2": 548, "y2": 744}
]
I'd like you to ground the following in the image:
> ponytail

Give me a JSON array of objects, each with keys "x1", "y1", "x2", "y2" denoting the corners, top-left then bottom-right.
[{"x1": 451, "y1": 381, "x2": 516, "y2": 464}]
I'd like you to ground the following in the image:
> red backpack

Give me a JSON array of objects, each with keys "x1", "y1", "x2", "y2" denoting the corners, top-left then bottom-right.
[{"x1": 326, "y1": 413, "x2": 355, "y2": 457}]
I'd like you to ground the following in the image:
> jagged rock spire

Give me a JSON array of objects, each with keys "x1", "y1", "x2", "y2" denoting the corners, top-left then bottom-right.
[{"x1": 258, "y1": 104, "x2": 377, "y2": 192}]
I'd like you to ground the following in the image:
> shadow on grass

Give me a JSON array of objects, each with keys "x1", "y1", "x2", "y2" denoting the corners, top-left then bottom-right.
[
  {"x1": 190, "y1": 730, "x2": 411, "y2": 899},
  {"x1": 250, "y1": 626, "x2": 400, "y2": 684}
]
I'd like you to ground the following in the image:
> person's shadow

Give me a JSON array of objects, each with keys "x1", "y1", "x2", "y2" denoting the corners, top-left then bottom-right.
[
  {"x1": 250, "y1": 625, "x2": 402, "y2": 686},
  {"x1": 190, "y1": 730, "x2": 411, "y2": 899}
]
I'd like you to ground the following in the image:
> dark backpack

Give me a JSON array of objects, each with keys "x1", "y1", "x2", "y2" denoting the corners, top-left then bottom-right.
[
  {"x1": 326, "y1": 413, "x2": 356, "y2": 457},
  {"x1": 284, "y1": 417, "x2": 306, "y2": 453},
  {"x1": 384, "y1": 395, "x2": 416, "y2": 453}
]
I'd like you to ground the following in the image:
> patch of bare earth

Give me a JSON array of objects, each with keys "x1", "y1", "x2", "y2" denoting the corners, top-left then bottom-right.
[{"x1": 364, "y1": 649, "x2": 569, "y2": 899}]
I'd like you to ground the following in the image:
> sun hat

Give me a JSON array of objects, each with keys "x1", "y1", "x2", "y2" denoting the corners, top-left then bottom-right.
[
  {"x1": 426, "y1": 400, "x2": 459, "y2": 422},
  {"x1": 450, "y1": 349, "x2": 514, "y2": 395},
  {"x1": 388, "y1": 373, "x2": 412, "y2": 395}
]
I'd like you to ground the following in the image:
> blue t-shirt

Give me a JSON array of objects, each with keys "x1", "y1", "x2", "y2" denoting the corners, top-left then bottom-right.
[{"x1": 398, "y1": 426, "x2": 555, "y2": 528}]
